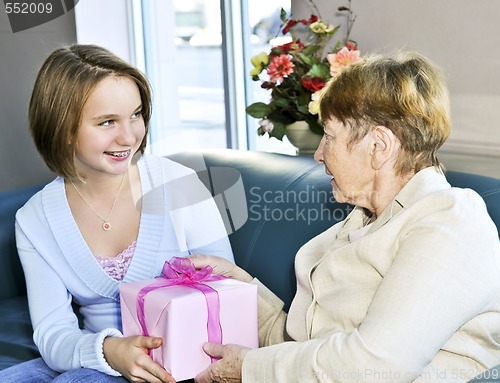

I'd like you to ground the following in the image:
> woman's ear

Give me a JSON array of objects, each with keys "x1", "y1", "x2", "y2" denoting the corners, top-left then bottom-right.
[{"x1": 370, "y1": 125, "x2": 398, "y2": 170}]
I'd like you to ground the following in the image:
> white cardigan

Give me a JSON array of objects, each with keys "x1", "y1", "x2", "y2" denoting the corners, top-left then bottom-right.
[{"x1": 16, "y1": 154, "x2": 233, "y2": 375}]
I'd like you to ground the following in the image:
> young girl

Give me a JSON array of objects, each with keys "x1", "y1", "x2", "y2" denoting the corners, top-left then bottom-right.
[{"x1": 0, "y1": 44, "x2": 234, "y2": 383}]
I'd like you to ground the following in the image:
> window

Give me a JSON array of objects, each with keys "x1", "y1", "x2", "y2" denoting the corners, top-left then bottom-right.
[
  {"x1": 140, "y1": 0, "x2": 294, "y2": 155},
  {"x1": 139, "y1": 0, "x2": 227, "y2": 155},
  {"x1": 75, "y1": 0, "x2": 293, "y2": 155},
  {"x1": 245, "y1": 0, "x2": 294, "y2": 155}
]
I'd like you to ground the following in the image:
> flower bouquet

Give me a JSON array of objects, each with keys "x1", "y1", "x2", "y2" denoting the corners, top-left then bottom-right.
[{"x1": 246, "y1": 3, "x2": 361, "y2": 141}]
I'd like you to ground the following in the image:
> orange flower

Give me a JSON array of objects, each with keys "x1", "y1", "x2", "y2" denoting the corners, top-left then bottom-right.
[{"x1": 267, "y1": 54, "x2": 295, "y2": 84}]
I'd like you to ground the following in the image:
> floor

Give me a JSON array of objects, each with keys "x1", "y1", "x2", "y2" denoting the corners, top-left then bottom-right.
[{"x1": 439, "y1": 152, "x2": 500, "y2": 179}]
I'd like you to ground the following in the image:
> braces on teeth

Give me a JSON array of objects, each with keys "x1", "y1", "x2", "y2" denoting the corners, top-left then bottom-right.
[{"x1": 108, "y1": 151, "x2": 129, "y2": 157}]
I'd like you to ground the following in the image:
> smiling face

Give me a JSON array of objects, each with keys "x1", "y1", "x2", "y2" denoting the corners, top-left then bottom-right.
[
  {"x1": 75, "y1": 76, "x2": 145, "y2": 179},
  {"x1": 314, "y1": 117, "x2": 375, "y2": 208}
]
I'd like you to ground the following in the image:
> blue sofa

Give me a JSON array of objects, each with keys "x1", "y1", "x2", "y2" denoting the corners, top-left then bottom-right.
[{"x1": 1, "y1": 149, "x2": 499, "y2": 380}]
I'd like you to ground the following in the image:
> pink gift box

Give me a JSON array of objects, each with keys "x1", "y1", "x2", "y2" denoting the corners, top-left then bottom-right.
[{"x1": 120, "y1": 277, "x2": 258, "y2": 381}]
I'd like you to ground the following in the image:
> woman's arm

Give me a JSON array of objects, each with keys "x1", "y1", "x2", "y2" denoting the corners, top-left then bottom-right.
[{"x1": 189, "y1": 254, "x2": 289, "y2": 347}]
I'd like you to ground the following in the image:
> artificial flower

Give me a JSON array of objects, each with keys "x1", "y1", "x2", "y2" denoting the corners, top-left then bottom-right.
[
  {"x1": 345, "y1": 40, "x2": 358, "y2": 50},
  {"x1": 250, "y1": 51, "x2": 270, "y2": 77},
  {"x1": 267, "y1": 54, "x2": 295, "y2": 83},
  {"x1": 308, "y1": 91, "x2": 322, "y2": 115},
  {"x1": 301, "y1": 77, "x2": 326, "y2": 93},
  {"x1": 327, "y1": 46, "x2": 361, "y2": 76},
  {"x1": 309, "y1": 21, "x2": 335, "y2": 34},
  {"x1": 257, "y1": 119, "x2": 275, "y2": 135},
  {"x1": 246, "y1": 4, "x2": 360, "y2": 140}
]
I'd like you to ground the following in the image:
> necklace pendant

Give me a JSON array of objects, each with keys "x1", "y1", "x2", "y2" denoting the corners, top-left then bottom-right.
[{"x1": 102, "y1": 222, "x2": 111, "y2": 231}]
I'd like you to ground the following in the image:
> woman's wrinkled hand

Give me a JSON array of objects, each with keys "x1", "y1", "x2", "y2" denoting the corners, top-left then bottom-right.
[
  {"x1": 194, "y1": 342, "x2": 250, "y2": 383},
  {"x1": 103, "y1": 336, "x2": 175, "y2": 383},
  {"x1": 188, "y1": 254, "x2": 253, "y2": 283}
]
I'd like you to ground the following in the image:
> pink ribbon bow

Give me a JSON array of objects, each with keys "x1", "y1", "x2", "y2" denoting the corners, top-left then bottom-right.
[{"x1": 136, "y1": 257, "x2": 226, "y2": 360}]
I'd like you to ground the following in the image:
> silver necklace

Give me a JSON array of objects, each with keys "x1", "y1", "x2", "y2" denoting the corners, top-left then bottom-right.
[{"x1": 70, "y1": 172, "x2": 127, "y2": 231}]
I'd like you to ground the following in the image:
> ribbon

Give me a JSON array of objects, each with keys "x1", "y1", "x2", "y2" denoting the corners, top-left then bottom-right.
[{"x1": 136, "y1": 257, "x2": 226, "y2": 361}]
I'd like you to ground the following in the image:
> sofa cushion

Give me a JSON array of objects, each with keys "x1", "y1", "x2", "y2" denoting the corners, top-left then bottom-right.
[
  {"x1": 0, "y1": 296, "x2": 40, "y2": 370},
  {"x1": 168, "y1": 150, "x2": 352, "y2": 308},
  {"x1": 446, "y1": 170, "x2": 500, "y2": 231}
]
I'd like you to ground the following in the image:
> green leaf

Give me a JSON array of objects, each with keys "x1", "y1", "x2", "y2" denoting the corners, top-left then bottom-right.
[
  {"x1": 268, "y1": 110, "x2": 296, "y2": 125},
  {"x1": 271, "y1": 122, "x2": 287, "y2": 140},
  {"x1": 280, "y1": 8, "x2": 288, "y2": 23},
  {"x1": 246, "y1": 102, "x2": 271, "y2": 118},
  {"x1": 297, "y1": 53, "x2": 314, "y2": 66},
  {"x1": 297, "y1": 104, "x2": 310, "y2": 115},
  {"x1": 305, "y1": 117, "x2": 324, "y2": 135},
  {"x1": 307, "y1": 64, "x2": 330, "y2": 79},
  {"x1": 297, "y1": 92, "x2": 312, "y2": 107},
  {"x1": 330, "y1": 25, "x2": 341, "y2": 35},
  {"x1": 302, "y1": 45, "x2": 321, "y2": 56},
  {"x1": 273, "y1": 98, "x2": 290, "y2": 108}
]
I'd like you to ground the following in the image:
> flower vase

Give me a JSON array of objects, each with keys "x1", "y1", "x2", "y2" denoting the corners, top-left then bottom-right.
[{"x1": 286, "y1": 121, "x2": 322, "y2": 155}]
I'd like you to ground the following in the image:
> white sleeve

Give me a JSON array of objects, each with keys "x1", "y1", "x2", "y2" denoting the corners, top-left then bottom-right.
[
  {"x1": 16, "y1": 223, "x2": 123, "y2": 375},
  {"x1": 166, "y1": 171, "x2": 235, "y2": 262}
]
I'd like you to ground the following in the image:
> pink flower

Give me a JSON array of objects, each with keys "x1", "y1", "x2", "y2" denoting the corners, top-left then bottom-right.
[
  {"x1": 258, "y1": 119, "x2": 274, "y2": 133},
  {"x1": 327, "y1": 46, "x2": 361, "y2": 76},
  {"x1": 267, "y1": 54, "x2": 295, "y2": 83}
]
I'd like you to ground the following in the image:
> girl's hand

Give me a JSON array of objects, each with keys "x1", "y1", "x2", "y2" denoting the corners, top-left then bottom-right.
[
  {"x1": 188, "y1": 254, "x2": 253, "y2": 283},
  {"x1": 194, "y1": 342, "x2": 249, "y2": 383},
  {"x1": 103, "y1": 336, "x2": 175, "y2": 383}
]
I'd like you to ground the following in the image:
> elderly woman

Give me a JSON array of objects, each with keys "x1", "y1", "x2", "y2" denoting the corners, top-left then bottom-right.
[{"x1": 190, "y1": 51, "x2": 500, "y2": 383}]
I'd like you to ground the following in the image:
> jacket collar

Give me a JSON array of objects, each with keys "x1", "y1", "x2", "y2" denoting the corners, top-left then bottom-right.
[{"x1": 340, "y1": 167, "x2": 451, "y2": 238}]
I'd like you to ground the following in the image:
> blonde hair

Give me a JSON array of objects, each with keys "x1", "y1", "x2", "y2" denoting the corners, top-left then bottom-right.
[
  {"x1": 319, "y1": 50, "x2": 451, "y2": 175},
  {"x1": 29, "y1": 44, "x2": 152, "y2": 179}
]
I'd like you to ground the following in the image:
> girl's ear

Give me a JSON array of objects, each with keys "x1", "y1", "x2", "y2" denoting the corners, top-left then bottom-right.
[{"x1": 370, "y1": 125, "x2": 398, "y2": 170}]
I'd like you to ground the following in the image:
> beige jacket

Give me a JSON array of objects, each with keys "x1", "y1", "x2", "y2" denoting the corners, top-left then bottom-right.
[{"x1": 242, "y1": 167, "x2": 500, "y2": 382}]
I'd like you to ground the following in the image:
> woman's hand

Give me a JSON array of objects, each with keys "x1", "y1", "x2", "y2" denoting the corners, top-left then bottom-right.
[
  {"x1": 103, "y1": 336, "x2": 175, "y2": 383},
  {"x1": 188, "y1": 254, "x2": 253, "y2": 283},
  {"x1": 194, "y1": 343, "x2": 250, "y2": 383}
]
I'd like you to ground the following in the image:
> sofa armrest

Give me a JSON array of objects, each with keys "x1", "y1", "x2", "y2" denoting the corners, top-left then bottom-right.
[{"x1": 0, "y1": 184, "x2": 43, "y2": 300}]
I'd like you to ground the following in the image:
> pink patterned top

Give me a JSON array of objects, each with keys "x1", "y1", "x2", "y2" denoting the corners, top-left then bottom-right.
[{"x1": 95, "y1": 241, "x2": 136, "y2": 281}]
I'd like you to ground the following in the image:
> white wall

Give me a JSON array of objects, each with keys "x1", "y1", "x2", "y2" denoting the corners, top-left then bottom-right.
[
  {"x1": 74, "y1": 0, "x2": 134, "y2": 64},
  {"x1": 0, "y1": 5, "x2": 77, "y2": 191},
  {"x1": 294, "y1": 0, "x2": 500, "y2": 158}
]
